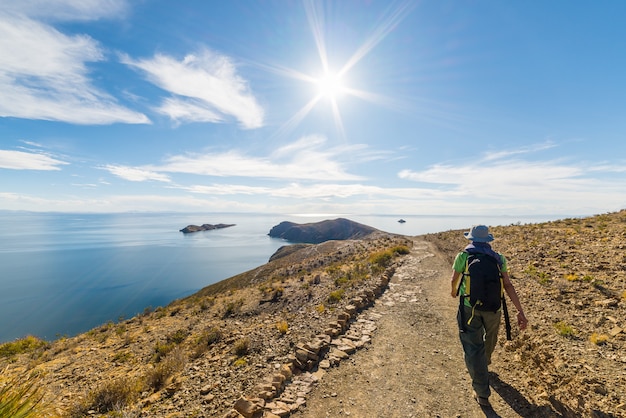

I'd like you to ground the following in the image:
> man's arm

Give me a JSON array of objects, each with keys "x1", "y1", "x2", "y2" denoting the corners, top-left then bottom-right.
[
  {"x1": 502, "y1": 271, "x2": 528, "y2": 330},
  {"x1": 450, "y1": 270, "x2": 461, "y2": 298}
]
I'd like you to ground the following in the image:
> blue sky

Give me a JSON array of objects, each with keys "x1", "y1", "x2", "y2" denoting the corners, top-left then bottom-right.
[{"x1": 1, "y1": 0, "x2": 626, "y2": 217}]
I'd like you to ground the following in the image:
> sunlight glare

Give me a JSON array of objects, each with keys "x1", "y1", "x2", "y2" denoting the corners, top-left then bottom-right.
[{"x1": 316, "y1": 72, "x2": 345, "y2": 100}]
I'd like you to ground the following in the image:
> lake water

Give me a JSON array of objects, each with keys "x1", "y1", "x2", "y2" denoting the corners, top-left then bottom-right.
[{"x1": 0, "y1": 211, "x2": 558, "y2": 343}]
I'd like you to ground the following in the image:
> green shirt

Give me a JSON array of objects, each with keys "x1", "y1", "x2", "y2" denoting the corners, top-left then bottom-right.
[{"x1": 453, "y1": 251, "x2": 508, "y2": 307}]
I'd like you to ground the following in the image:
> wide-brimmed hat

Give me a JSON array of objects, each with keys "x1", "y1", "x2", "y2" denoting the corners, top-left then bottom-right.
[{"x1": 464, "y1": 225, "x2": 494, "y2": 242}]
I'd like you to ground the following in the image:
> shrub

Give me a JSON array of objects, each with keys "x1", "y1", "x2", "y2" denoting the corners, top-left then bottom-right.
[
  {"x1": 144, "y1": 347, "x2": 186, "y2": 391},
  {"x1": 233, "y1": 338, "x2": 250, "y2": 356},
  {"x1": 554, "y1": 321, "x2": 575, "y2": 338},
  {"x1": 276, "y1": 321, "x2": 289, "y2": 335},
  {"x1": 74, "y1": 377, "x2": 141, "y2": 415},
  {"x1": 152, "y1": 341, "x2": 175, "y2": 363},
  {"x1": 367, "y1": 246, "x2": 408, "y2": 273},
  {"x1": 590, "y1": 333, "x2": 609, "y2": 345},
  {"x1": 327, "y1": 289, "x2": 345, "y2": 304},
  {"x1": 334, "y1": 275, "x2": 349, "y2": 287},
  {"x1": 232, "y1": 358, "x2": 247, "y2": 368},
  {"x1": 0, "y1": 336, "x2": 48, "y2": 359},
  {"x1": 368, "y1": 250, "x2": 393, "y2": 270},
  {"x1": 222, "y1": 299, "x2": 244, "y2": 318},
  {"x1": 0, "y1": 374, "x2": 46, "y2": 418},
  {"x1": 167, "y1": 329, "x2": 188, "y2": 345},
  {"x1": 391, "y1": 245, "x2": 410, "y2": 255},
  {"x1": 192, "y1": 327, "x2": 223, "y2": 358},
  {"x1": 199, "y1": 297, "x2": 214, "y2": 311},
  {"x1": 112, "y1": 351, "x2": 133, "y2": 364}
]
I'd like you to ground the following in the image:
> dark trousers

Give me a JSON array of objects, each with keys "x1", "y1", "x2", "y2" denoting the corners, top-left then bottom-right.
[{"x1": 457, "y1": 305, "x2": 501, "y2": 398}]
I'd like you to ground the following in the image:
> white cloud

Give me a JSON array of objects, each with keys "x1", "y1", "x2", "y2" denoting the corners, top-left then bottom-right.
[
  {"x1": 145, "y1": 136, "x2": 365, "y2": 181},
  {"x1": 123, "y1": 50, "x2": 264, "y2": 129},
  {"x1": 0, "y1": 6, "x2": 149, "y2": 124},
  {"x1": 0, "y1": 150, "x2": 68, "y2": 170},
  {"x1": 102, "y1": 165, "x2": 171, "y2": 183},
  {"x1": 156, "y1": 98, "x2": 224, "y2": 125},
  {"x1": 1, "y1": 0, "x2": 128, "y2": 22},
  {"x1": 398, "y1": 145, "x2": 626, "y2": 214},
  {"x1": 181, "y1": 182, "x2": 441, "y2": 200}
]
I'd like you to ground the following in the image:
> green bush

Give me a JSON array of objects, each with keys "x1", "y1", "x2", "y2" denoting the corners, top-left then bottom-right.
[
  {"x1": 0, "y1": 374, "x2": 46, "y2": 418},
  {"x1": 0, "y1": 336, "x2": 48, "y2": 358},
  {"x1": 554, "y1": 321, "x2": 575, "y2": 338},
  {"x1": 327, "y1": 289, "x2": 345, "y2": 304},
  {"x1": 167, "y1": 329, "x2": 188, "y2": 345}
]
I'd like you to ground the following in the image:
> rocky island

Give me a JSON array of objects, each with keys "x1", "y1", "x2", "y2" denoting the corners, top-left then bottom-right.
[
  {"x1": 268, "y1": 218, "x2": 378, "y2": 244},
  {"x1": 179, "y1": 223, "x2": 236, "y2": 234}
]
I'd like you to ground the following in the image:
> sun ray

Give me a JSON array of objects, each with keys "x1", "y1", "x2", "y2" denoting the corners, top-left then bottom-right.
[
  {"x1": 329, "y1": 98, "x2": 347, "y2": 142},
  {"x1": 339, "y1": 1, "x2": 416, "y2": 77},
  {"x1": 270, "y1": 95, "x2": 321, "y2": 140},
  {"x1": 304, "y1": 0, "x2": 330, "y2": 73}
]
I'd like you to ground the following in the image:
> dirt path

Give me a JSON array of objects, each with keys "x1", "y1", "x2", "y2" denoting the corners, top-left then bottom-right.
[{"x1": 291, "y1": 238, "x2": 552, "y2": 418}]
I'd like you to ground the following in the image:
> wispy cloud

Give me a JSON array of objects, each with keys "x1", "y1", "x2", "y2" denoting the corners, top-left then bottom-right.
[
  {"x1": 181, "y1": 182, "x2": 440, "y2": 200},
  {"x1": 101, "y1": 136, "x2": 365, "y2": 182},
  {"x1": 482, "y1": 141, "x2": 557, "y2": 161},
  {"x1": 397, "y1": 143, "x2": 626, "y2": 213},
  {"x1": 122, "y1": 50, "x2": 264, "y2": 129},
  {"x1": 2, "y1": 0, "x2": 129, "y2": 22},
  {"x1": 102, "y1": 165, "x2": 171, "y2": 183},
  {"x1": 0, "y1": 149, "x2": 68, "y2": 170},
  {"x1": 0, "y1": 5, "x2": 149, "y2": 125}
]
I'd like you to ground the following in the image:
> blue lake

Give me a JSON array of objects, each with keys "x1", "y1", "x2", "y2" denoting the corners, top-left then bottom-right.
[{"x1": 0, "y1": 211, "x2": 557, "y2": 342}]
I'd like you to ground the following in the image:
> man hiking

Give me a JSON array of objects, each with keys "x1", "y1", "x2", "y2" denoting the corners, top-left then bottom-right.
[{"x1": 450, "y1": 225, "x2": 528, "y2": 408}]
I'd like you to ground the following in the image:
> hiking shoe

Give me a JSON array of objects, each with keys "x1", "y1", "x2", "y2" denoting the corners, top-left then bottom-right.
[{"x1": 473, "y1": 392, "x2": 491, "y2": 408}]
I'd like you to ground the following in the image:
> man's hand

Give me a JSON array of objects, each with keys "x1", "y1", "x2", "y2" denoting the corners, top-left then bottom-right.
[
  {"x1": 450, "y1": 271, "x2": 461, "y2": 298},
  {"x1": 517, "y1": 311, "x2": 528, "y2": 330}
]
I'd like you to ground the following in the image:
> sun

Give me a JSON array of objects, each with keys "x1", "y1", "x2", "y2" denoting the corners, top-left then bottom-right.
[
  {"x1": 265, "y1": 1, "x2": 415, "y2": 140},
  {"x1": 315, "y1": 71, "x2": 345, "y2": 101}
]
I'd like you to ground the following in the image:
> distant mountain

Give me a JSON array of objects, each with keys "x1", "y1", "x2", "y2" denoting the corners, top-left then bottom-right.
[{"x1": 268, "y1": 218, "x2": 378, "y2": 244}]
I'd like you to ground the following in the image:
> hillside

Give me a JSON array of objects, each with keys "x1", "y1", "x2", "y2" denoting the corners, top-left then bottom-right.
[
  {"x1": 0, "y1": 230, "x2": 411, "y2": 417},
  {"x1": 1, "y1": 212, "x2": 625, "y2": 417},
  {"x1": 424, "y1": 211, "x2": 626, "y2": 416}
]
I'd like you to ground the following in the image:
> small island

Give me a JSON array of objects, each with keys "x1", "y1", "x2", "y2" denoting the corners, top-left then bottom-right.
[{"x1": 179, "y1": 223, "x2": 235, "y2": 234}]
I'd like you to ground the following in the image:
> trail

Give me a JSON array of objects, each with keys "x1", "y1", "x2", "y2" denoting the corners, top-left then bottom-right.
[{"x1": 291, "y1": 238, "x2": 548, "y2": 418}]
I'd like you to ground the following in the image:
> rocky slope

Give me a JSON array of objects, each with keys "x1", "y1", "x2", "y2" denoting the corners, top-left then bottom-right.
[
  {"x1": 0, "y1": 231, "x2": 411, "y2": 417},
  {"x1": 1, "y1": 211, "x2": 625, "y2": 417},
  {"x1": 424, "y1": 211, "x2": 626, "y2": 416}
]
